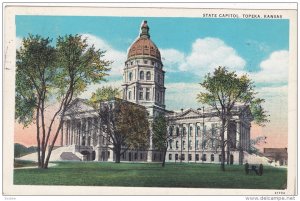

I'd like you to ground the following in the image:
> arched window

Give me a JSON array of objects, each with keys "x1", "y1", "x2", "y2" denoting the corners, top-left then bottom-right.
[
  {"x1": 176, "y1": 141, "x2": 179, "y2": 149},
  {"x1": 128, "y1": 91, "x2": 132, "y2": 100},
  {"x1": 129, "y1": 72, "x2": 132, "y2": 81},
  {"x1": 183, "y1": 127, "x2": 187, "y2": 136},
  {"x1": 140, "y1": 71, "x2": 144, "y2": 80},
  {"x1": 169, "y1": 126, "x2": 173, "y2": 136},
  {"x1": 196, "y1": 126, "x2": 200, "y2": 136},
  {"x1": 169, "y1": 139, "x2": 173, "y2": 149},
  {"x1": 146, "y1": 71, "x2": 151, "y2": 80}
]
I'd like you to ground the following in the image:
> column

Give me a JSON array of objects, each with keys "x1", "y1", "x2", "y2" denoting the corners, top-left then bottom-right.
[
  {"x1": 80, "y1": 119, "x2": 83, "y2": 147},
  {"x1": 86, "y1": 118, "x2": 89, "y2": 146},
  {"x1": 180, "y1": 124, "x2": 183, "y2": 162},
  {"x1": 147, "y1": 121, "x2": 153, "y2": 162},
  {"x1": 70, "y1": 121, "x2": 73, "y2": 145},
  {"x1": 236, "y1": 121, "x2": 241, "y2": 148}
]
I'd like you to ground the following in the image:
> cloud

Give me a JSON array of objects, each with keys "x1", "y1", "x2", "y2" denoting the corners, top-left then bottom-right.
[
  {"x1": 81, "y1": 33, "x2": 126, "y2": 77},
  {"x1": 250, "y1": 50, "x2": 289, "y2": 83},
  {"x1": 165, "y1": 82, "x2": 204, "y2": 110},
  {"x1": 160, "y1": 48, "x2": 185, "y2": 72},
  {"x1": 179, "y1": 37, "x2": 246, "y2": 74}
]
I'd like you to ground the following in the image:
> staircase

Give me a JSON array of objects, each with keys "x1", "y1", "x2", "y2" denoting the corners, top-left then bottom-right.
[{"x1": 18, "y1": 145, "x2": 84, "y2": 162}]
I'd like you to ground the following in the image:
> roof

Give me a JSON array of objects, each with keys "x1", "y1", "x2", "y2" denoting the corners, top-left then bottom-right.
[{"x1": 127, "y1": 20, "x2": 161, "y2": 60}]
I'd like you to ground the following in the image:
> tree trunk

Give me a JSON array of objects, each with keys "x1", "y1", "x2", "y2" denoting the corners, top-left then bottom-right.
[
  {"x1": 226, "y1": 143, "x2": 230, "y2": 165},
  {"x1": 114, "y1": 146, "x2": 121, "y2": 163},
  {"x1": 115, "y1": 152, "x2": 121, "y2": 163},
  {"x1": 162, "y1": 148, "x2": 167, "y2": 167}
]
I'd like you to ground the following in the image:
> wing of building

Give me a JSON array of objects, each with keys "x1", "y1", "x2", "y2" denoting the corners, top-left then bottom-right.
[{"x1": 59, "y1": 21, "x2": 254, "y2": 164}]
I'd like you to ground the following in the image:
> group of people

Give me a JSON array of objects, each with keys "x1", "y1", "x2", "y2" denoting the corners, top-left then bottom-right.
[{"x1": 245, "y1": 163, "x2": 264, "y2": 176}]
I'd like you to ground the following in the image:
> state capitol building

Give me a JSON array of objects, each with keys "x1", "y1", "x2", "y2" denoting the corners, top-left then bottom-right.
[{"x1": 61, "y1": 21, "x2": 253, "y2": 165}]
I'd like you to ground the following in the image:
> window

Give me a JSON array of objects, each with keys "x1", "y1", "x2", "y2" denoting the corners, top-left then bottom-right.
[
  {"x1": 190, "y1": 126, "x2": 193, "y2": 136},
  {"x1": 157, "y1": 92, "x2": 160, "y2": 102},
  {"x1": 188, "y1": 154, "x2": 192, "y2": 161},
  {"x1": 139, "y1": 88, "x2": 144, "y2": 100},
  {"x1": 202, "y1": 140, "x2": 206, "y2": 149},
  {"x1": 196, "y1": 126, "x2": 200, "y2": 136},
  {"x1": 152, "y1": 61, "x2": 155, "y2": 65},
  {"x1": 135, "y1": 153, "x2": 138, "y2": 160},
  {"x1": 181, "y1": 154, "x2": 185, "y2": 161},
  {"x1": 176, "y1": 127, "x2": 179, "y2": 136},
  {"x1": 122, "y1": 152, "x2": 126, "y2": 159},
  {"x1": 140, "y1": 153, "x2": 143, "y2": 160},
  {"x1": 196, "y1": 140, "x2": 199, "y2": 150},
  {"x1": 196, "y1": 154, "x2": 199, "y2": 161},
  {"x1": 211, "y1": 123, "x2": 217, "y2": 136},
  {"x1": 130, "y1": 61, "x2": 133, "y2": 65},
  {"x1": 128, "y1": 72, "x2": 132, "y2": 81},
  {"x1": 128, "y1": 91, "x2": 132, "y2": 100},
  {"x1": 154, "y1": 153, "x2": 156, "y2": 160},
  {"x1": 183, "y1": 127, "x2": 187, "y2": 136},
  {"x1": 144, "y1": 60, "x2": 148, "y2": 64},
  {"x1": 202, "y1": 154, "x2": 207, "y2": 161},
  {"x1": 169, "y1": 126, "x2": 173, "y2": 136},
  {"x1": 176, "y1": 141, "x2": 179, "y2": 149},
  {"x1": 169, "y1": 140, "x2": 173, "y2": 149},
  {"x1": 158, "y1": 74, "x2": 161, "y2": 82},
  {"x1": 211, "y1": 154, "x2": 214, "y2": 162},
  {"x1": 146, "y1": 71, "x2": 151, "y2": 80},
  {"x1": 146, "y1": 88, "x2": 150, "y2": 100},
  {"x1": 219, "y1": 154, "x2": 222, "y2": 162},
  {"x1": 175, "y1": 154, "x2": 178, "y2": 160},
  {"x1": 183, "y1": 141, "x2": 185, "y2": 150},
  {"x1": 169, "y1": 154, "x2": 172, "y2": 160},
  {"x1": 140, "y1": 71, "x2": 144, "y2": 80}
]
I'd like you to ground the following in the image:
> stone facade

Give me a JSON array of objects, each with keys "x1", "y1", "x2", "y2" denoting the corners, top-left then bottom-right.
[{"x1": 61, "y1": 21, "x2": 253, "y2": 164}]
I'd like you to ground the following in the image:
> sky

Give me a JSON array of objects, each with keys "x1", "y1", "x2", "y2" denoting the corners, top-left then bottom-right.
[{"x1": 15, "y1": 16, "x2": 289, "y2": 150}]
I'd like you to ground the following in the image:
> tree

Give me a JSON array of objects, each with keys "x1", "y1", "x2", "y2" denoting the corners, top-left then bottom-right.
[
  {"x1": 89, "y1": 86, "x2": 121, "y2": 108},
  {"x1": 197, "y1": 66, "x2": 269, "y2": 171},
  {"x1": 152, "y1": 114, "x2": 172, "y2": 167},
  {"x1": 99, "y1": 99, "x2": 150, "y2": 163},
  {"x1": 15, "y1": 34, "x2": 110, "y2": 168}
]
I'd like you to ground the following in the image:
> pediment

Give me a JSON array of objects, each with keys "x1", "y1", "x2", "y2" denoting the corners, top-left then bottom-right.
[
  {"x1": 178, "y1": 109, "x2": 201, "y2": 118},
  {"x1": 65, "y1": 98, "x2": 94, "y2": 115}
]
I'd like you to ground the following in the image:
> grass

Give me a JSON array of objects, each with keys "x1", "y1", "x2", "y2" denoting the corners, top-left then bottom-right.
[{"x1": 14, "y1": 161, "x2": 287, "y2": 189}]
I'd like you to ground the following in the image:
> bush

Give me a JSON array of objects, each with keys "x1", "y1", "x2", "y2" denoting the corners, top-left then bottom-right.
[
  {"x1": 259, "y1": 164, "x2": 263, "y2": 176},
  {"x1": 245, "y1": 162, "x2": 249, "y2": 174}
]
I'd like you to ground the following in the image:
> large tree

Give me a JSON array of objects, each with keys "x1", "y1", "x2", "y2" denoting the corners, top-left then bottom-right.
[
  {"x1": 99, "y1": 99, "x2": 150, "y2": 163},
  {"x1": 89, "y1": 86, "x2": 121, "y2": 108},
  {"x1": 15, "y1": 34, "x2": 110, "y2": 168},
  {"x1": 197, "y1": 66, "x2": 268, "y2": 171},
  {"x1": 152, "y1": 114, "x2": 173, "y2": 167}
]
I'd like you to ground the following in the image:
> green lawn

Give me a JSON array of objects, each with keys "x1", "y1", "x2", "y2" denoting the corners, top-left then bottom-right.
[{"x1": 14, "y1": 161, "x2": 287, "y2": 189}]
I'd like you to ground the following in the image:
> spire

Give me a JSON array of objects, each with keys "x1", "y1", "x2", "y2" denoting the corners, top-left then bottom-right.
[{"x1": 140, "y1": 20, "x2": 150, "y2": 38}]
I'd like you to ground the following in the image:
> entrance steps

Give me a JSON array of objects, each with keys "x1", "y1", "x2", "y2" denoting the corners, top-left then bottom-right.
[{"x1": 17, "y1": 145, "x2": 84, "y2": 162}]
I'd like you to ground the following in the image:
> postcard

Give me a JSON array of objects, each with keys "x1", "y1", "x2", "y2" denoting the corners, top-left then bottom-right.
[{"x1": 3, "y1": 3, "x2": 297, "y2": 196}]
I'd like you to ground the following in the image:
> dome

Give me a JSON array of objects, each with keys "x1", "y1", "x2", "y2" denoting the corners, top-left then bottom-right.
[{"x1": 127, "y1": 21, "x2": 161, "y2": 60}]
